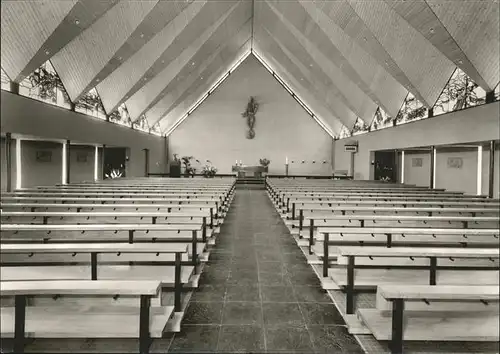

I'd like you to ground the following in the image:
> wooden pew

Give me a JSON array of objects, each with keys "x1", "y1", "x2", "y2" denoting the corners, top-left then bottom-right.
[
  {"x1": 1, "y1": 280, "x2": 163, "y2": 354},
  {"x1": 329, "y1": 246, "x2": 499, "y2": 314},
  {"x1": 358, "y1": 285, "x2": 499, "y2": 354},
  {"x1": 300, "y1": 214, "x2": 499, "y2": 253},
  {"x1": 315, "y1": 227, "x2": 500, "y2": 278},
  {"x1": 0, "y1": 202, "x2": 220, "y2": 228},
  {"x1": 0, "y1": 224, "x2": 206, "y2": 274},
  {"x1": 0, "y1": 211, "x2": 214, "y2": 244},
  {"x1": 0, "y1": 243, "x2": 188, "y2": 311}
]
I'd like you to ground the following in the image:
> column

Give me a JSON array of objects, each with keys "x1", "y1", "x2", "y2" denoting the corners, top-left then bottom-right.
[
  {"x1": 144, "y1": 148, "x2": 150, "y2": 177},
  {"x1": 430, "y1": 146, "x2": 436, "y2": 188},
  {"x1": 5, "y1": 133, "x2": 12, "y2": 191},
  {"x1": 400, "y1": 150, "x2": 405, "y2": 184},
  {"x1": 488, "y1": 140, "x2": 495, "y2": 198},
  {"x1": 66, "y1": 140, "x2": 71, "y2": 184},
  {"x1": 102, "y1": 144, "x2": 106, "y2": 180}
]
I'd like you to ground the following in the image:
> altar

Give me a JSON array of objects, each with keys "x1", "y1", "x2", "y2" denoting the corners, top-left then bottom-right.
[{"x1": 231, "y1": 165, "x2": 268, "y2": 178}]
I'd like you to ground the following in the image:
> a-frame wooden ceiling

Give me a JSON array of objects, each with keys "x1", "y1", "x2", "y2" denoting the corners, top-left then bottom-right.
[{"x1": 1, "y1": 0, "x2": 499, "y2": 136}]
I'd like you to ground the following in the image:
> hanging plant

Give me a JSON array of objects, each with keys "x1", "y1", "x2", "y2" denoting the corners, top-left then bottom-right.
[{"x1": 241, "y1": 96, "x2": 259, "y2": 139}]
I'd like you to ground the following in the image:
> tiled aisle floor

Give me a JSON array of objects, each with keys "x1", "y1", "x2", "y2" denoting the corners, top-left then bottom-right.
[{"x1": 166, "y1": 189, "x2": 364, "y2": 353}]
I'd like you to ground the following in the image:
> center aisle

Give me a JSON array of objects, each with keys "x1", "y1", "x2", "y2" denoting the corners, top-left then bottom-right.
[{"x1": 165, "y1": 189, "x2": 365, "y2": 353}]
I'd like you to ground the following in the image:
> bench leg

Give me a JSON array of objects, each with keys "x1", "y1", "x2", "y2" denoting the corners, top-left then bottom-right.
[
  {"x1": 390, "y1": 299, "x2": 405, "y2": 354},
  {"x1": 309, "y1": 219, "x2": 314, "y2": 255},
  {"x1": 174, "y1": 252, "x2": 182, "y2": 312},
  {"x1": 139, "y1": 295, "x2": 151, "y2": 354},
  {"x1": 14, "y1": 295, "x2": 26, "y2": 354},
  {"x1": 346, "y1": 256, "x2": 355, "y2": 315}
]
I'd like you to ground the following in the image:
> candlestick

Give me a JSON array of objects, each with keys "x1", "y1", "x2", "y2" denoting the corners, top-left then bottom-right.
[{"x1": 285, "y1": 156, "x2": 289, "y2": 165}]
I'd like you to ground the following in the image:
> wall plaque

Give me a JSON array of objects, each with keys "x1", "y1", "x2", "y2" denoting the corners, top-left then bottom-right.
[
  {"x1": 447, "y1": 157, "x2": 463, "y2": 169},
  {"x1": 411, "y1": 158, "x2": 423, "y2": 167},
  {"x1": 36, "y1": 151, "x2": 52, "y2": 162},
  {"x1": 76, "y1": 152, "x2": 88, "y2": 163}
]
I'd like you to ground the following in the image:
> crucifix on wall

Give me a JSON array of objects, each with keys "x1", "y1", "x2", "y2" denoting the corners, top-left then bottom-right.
[{"x1": 241, "y1": 96, "x2": 259, "y2": 139}]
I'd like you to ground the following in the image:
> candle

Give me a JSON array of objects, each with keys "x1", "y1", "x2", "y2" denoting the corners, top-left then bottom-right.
[
  {"x1": 235, "y1": 160, "x2": 238, "y2": 165},
  {"x1": 285, "y1": 156, "x2": 289, "y2": 164}
]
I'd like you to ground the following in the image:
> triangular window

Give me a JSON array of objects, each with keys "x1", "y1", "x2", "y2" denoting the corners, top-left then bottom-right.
[
  {"x1": 1, "y1": 68, "x2": 11, "y2": 91},
  {"x1": 109, "y1": 103, "x2": 132, "y2": 127},
  {"x1": 433, "y1": 67, "x2": 486, "y2": 116},
  {"x1": 150, "y1": 122, "x2": 162, "y2": 136},
  {"x1": 75, "y1": 88, "x2": 107, "y2": 119},
  {"x1": 370, "y1": 107, "x2": 393, "y2": 131},
  {"x1": 339, "y1": 125, "x2": 352, "y2": 139},
  {"x1": 132, "y1": 114, "x2": 150, "y2": 132},
  {"x1": 19, "y1": 60, "x2": 71, "y2": 109},
  {"x1": 395, "y1": 92, "x2": 427, "y2": 125},
  {"x1": 352, "y1": 118, "x2": 369, "y2": 136}
]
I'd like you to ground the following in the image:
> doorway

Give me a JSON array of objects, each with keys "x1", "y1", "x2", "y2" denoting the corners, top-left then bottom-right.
[
  {"x1": 104, "y1": 147, "x2": 127, "y2": 179},
  {"x1": 374, "y1": 150, "x2": 397, "y2": 182}
]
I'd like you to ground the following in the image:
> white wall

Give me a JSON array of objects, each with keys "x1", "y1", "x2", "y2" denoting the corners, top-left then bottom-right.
[
  {"x1": 21, "y1": 140, "x2": 63, "y2": 188},
  {"x1": 435, "y1": 148, "x2": 477, "y2": 195},
  {"x1": 404, "y1": 151, "x2": 431, "y2": 187},
  {"x1": 169, "y1": 55, "x2": 333, "y2": 175},
  {"x1": 1, "y1": 91, "x2": 167, "y2": 181},
  {"x1": 334, "y1": 102, "x2": 500, "y2": 194},
  {"x1": 69, "y1": 145, "x2": 96, "y2": 183}
]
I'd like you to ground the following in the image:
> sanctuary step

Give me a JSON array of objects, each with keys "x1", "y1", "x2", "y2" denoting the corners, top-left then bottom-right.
[{"x1": 236, "y1": 177, "x2": 266, "y2": 189}]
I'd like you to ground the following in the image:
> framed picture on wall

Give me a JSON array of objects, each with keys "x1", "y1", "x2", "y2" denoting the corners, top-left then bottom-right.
[
  {"x1": 411, "y1": 158, "x2": 423, "y2": 167},
  {"x1": 447, "y1": 157, "x2": 463, "y2": 169},
  {"x1": 76, "y1": 152, "x2": 88, "y2": 163},
  {"x1": 36, "y1": 151, "x2": 52, "y2": 162}
]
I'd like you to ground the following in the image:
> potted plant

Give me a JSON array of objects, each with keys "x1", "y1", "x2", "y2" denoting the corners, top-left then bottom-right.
[
  {"x1": 259, "y1": 158, "x2": 270, "y2": 173},
  {"x1": 181, "y1": 156, "x2": 196, "y2": 177},
  {"x1": 201, "y1": 160, "x2": 217, "y2": 178}
]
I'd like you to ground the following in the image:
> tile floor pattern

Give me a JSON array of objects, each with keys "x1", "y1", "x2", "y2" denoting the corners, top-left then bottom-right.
[
  {"x1": 5, "y1": 189, "x2": 499, "y2": 354},
  {"x1": 165, "y1": 189, "x2": 364, "y2": 353}
]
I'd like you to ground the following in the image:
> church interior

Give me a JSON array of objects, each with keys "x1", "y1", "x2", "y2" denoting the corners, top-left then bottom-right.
[{"x1": 0, "y1": 1, "x2": 499, "y2": 353}]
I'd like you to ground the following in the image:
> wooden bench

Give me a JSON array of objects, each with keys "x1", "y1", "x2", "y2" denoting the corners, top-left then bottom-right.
[
  {"x1": 300, "y1": 214, "x2": 499, "y2": 252},
  {"x1": 0, "y1": 211, "x2": 215, "y2": 243},
  {"x1": 0, "y1": 243, "x2": 188, "y2": 311},
  {"x1": 286, "y1": 200, "x2": 500, "y2": 217},
  {"x1": 316, "y1": 227, "x2": 500, "y2": 278},
  {"x1": 0, "y1": 203, "x2": 220, "y2": 228},
  {"x1": 358, "y1": 285, "x2": 499, "y2": 354},
  {"x1": 329, "y1": 246, "x2": 499, "y2": 314},
  {"x1": 0, "y1": 224, "x2": 206, "y2": 273},
  {"x1": 1, "y1": 280, "x2": 163, "y2": 354}
]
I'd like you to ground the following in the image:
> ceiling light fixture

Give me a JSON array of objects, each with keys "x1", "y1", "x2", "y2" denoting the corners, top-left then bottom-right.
[
  {"x1": 191, "y1": 62, "x2": 195, "y2": 66},
  {"x1": 140, "y1": 33, "x2": 144, "y2": 38},
  {"x1": 45, "y1": 50, "x2": 50, "y2": 55},
  {"x1": 429, "y1": 28, "x2": 434, "y2": 33},
  {"x1": 75, "y1": 19, "x2": 80, "y2": 25},
  {"x1": 458, "y1": 60, "x2": 463, "y2": 64}
]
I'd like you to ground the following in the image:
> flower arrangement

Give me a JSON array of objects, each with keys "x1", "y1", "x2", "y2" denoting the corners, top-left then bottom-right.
[
  {"x1": 105, "y1": 168, "x2": 123, "y2": 179},
  {"x1": 201, "y1": 160, "x2": 217, "y2": 178},
  {"x1": 181, "y1": 156, "x2": 196, "y2": 177},
  {"x1": 259, "y1": 158, "x2": 270, "y2": 167}
]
